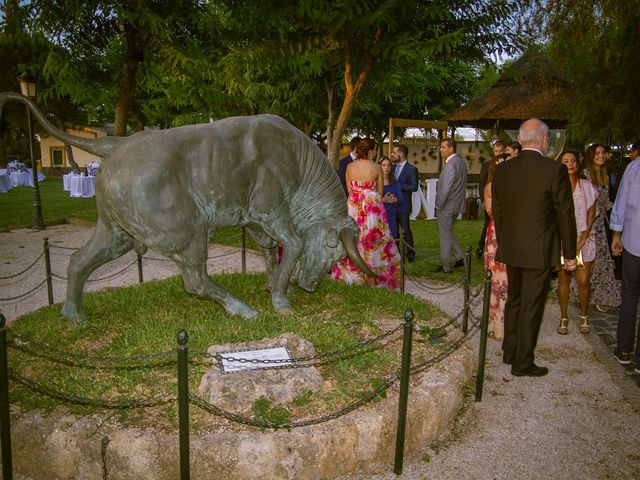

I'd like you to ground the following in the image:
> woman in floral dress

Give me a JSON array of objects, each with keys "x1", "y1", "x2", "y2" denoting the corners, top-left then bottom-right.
[
  {"x1": 483, "y1": 154, "x2": 509, "y2": 339},
  {"x1": 580, "y1": 144, "x2": 620, "y2": 311},
  {"x1": 332, "y1": 139, "x2": 401, "y2": 290}
]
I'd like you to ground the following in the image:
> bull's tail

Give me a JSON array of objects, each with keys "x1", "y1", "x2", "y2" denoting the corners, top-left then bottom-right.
[{"x1": 0, "y1": 91, "x2": 120, "y2": 158}]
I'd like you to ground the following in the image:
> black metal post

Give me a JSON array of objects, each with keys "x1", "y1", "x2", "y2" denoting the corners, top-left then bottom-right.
[
  {"x1": 176, "y1": 330, "x2": 190, "y2": 479},
  {"x1": 0, "y1": 314, "x2": 13, "y2": 480},
  {"x1": 26, "y1": 108, "x2": 45, "y2": 230},
  {"x1": 399, "y1": 232, "x2": 405, "y2": 295},
  {"x1": 462, "y1": 245, "x2": 472, "y2": 333},
  {"x1": 393, "y1": 309, "x2": 414, "y2": 475},
  {"x1": 475, "y1": 270, "x2": 492, "y2": 402},
  {"x1": 240, "y1": 227, "x2": 246, "y2": 274},
  {"x1": 43, "y1": 238, "x2": 54, "y2": 305},
  {"x1": 137, "y1": 254, "x2": 144, "y2": 283}
]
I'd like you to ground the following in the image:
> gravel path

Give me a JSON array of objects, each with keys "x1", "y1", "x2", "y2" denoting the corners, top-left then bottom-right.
[{"x1": 2, "y1": 224, "x2": 639, "y2": 479}]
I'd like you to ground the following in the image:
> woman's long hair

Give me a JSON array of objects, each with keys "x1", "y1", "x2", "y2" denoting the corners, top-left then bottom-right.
[
  {"x1": 583, "y1": 144, "x2": 608, "y2": 187},
  {"x1": 355, "y1": 138, "x2": 376, "y2": 160},
  {"x1": 558, "y1": 149, "x2": 586, "y2": 179},
  {"x1": 379, "y1": 155, "x2": 396, "y2": 183}
]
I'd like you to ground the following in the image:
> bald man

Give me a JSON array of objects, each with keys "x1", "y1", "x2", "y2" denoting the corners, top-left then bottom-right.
[{"x1": 492, "y1": 119, "x2": 577, "y2": 377}]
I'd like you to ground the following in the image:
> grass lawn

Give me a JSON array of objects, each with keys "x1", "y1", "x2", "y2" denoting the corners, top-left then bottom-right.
[
  {"x1": 0, "y1": 178, "x2": 485, "y2": 284},
  {"x1": 8, "y1": 272, "x2": 455, "y2": 428},
  {"x1": 0, "y1": 177, "x2": 98, "y2": 230}
]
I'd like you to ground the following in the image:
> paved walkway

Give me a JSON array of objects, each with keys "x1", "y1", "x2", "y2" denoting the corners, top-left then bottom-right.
[{"x1": 585, "y1": 304, "x2": 640, "y2": 392}]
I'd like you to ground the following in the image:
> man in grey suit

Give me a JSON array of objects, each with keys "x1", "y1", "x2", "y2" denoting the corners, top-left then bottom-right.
[{"x1": 434, "y1": 138, "x2": 468, "y2": 273}]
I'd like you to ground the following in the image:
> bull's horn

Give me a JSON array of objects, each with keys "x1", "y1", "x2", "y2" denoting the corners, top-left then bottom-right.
[{"x1": 339, "y1": 228, "x2": 378, "y2": 279}]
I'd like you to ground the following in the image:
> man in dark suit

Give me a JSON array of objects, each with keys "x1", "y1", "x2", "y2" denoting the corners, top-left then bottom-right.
[
  {"x1": 337, "y1": 136, "x2": 360, "y2": 197},
  {"x1": 493, "y1": 119, "x2": 577, "y2": 377},
  {"x1": 435, "y1": 138, "x2": 468, "y2": 273},
  {"x1": 391, "y1": 144, "x2": 419, "y2": 262}
]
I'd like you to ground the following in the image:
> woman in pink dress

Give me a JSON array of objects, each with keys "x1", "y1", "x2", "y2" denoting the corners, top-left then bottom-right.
[
  {"x1": 483, "y1": 153, "x2": 509, "y2": 339},
  {"x1": 332, "y1": 139, "x2": 401, "y2": 290},
  {"x1": 557, "y1": 150, "x2": 598, "y2": 334}
]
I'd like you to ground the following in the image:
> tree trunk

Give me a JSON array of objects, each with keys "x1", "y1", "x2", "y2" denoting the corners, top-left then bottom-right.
[
  {"x1": 325, "y1": 74, "x2": 336, "y2": 165},
  {"x1": 114, "y1": 25, "x2": 143, "y2": 137},
  {"x1": 325, "y1": 32, "x2": 380, "y2": 167}
]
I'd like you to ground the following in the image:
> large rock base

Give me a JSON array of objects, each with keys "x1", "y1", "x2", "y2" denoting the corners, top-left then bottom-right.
[{"x1": 10, "y1": 347, "x2": 474, "y2": 479}]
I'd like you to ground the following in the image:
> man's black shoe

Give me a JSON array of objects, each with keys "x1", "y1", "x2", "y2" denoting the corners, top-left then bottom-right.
[
  {"x1": 511, "y1": 364, "x2": 548, "y2": 377},
  {"x1": 454, "y1": 258, "x2": 464, "y2": 268},
  {"x1": 475, "y1": 247, "x2": 483, "y2": 259}
]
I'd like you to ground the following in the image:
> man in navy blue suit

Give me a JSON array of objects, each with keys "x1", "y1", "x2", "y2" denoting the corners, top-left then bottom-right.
[
  {"x1": 391, "y1": 144, "x2": 419, "y2": 262},
  {"x1": 337, "y1": 136, "x2": 360, "y2": 197}
]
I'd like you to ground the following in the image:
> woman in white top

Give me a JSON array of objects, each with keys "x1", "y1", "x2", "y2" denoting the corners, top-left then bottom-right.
[{"x1": 557, "y1": 150, "x2": 598, "y2": 334}]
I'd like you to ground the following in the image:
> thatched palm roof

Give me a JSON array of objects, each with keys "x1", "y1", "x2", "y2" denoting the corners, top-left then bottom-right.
[{"x1": 446, "y1": 50, "x2": 571, "y2": 129}]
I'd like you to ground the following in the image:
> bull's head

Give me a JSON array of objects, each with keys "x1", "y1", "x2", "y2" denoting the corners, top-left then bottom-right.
[{"x1": 293, "y1": 218, "x2": 377, "y2": 291}]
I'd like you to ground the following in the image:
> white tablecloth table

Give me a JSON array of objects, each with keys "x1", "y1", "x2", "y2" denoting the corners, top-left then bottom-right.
[
  {"x1": 10, "y1": 171, "x2": 33, "y2": 187},
  {"x1": 63, "y1": 173, "x2": 79, "y2": 191},
  {"x1": 0, "y1": 173, "x2": 13, "y2": 193},
  {"x1": 69, "y1": 175, "x2": 96, "y2": 198}
]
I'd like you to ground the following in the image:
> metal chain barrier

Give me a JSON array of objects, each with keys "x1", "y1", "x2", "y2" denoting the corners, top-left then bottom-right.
[
  {"x1": 49, "y1": 244, "x2": 80, "y2": 252},
  {"x1": 0, "y1": 251, "x2": 44, "y2": 280},
  {"x1": 188, "y1": 371, "x2": 398, "y2": 429},
  {"x1": 7, "y1": 331, "x2": 175, "y2": 369},
  {"x1": 51, "y1": 258, "x2": 137, "y2": 283},
  {"x1": 1, "y1": 229, "x2": 490, "y2": 440},
  {"x1": 410, "y1": 322, "x2": 480, "y2": 376},
  {"x1": 192, "y1": 323, "x2": 405, "y2": 369},
  {"x1": 408, "y1": 277, "x2": 461, "y2": 293},
  {"x1": 9, "y1": 369, "x2": 175, "y2": 409},
  {"x1": 0, "y1": 279, "x2": 47, "y2": 303}
]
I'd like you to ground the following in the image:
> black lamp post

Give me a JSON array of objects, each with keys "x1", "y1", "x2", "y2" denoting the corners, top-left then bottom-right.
[{"x1": 18, "y1": 72, "x2": 45, "y2": 230}]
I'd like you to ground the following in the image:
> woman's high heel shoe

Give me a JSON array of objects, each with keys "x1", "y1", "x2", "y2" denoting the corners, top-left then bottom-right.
[
  {"x1": 579, "y1": 315, "x2": 590, "y2": 333},
  {"x1": 557, "y1": 318, "x2": 569, "y2": 335}
]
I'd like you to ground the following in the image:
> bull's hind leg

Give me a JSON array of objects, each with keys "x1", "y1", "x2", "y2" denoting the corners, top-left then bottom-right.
[
  {"x1": 174, "y1": 237, "x2": 258, "y2": 320},
  {"x1": 245, "y1": 225, "x2": 278, "y2": 292},
  {"x1": 61, "y1": 220, "x2": 134, "y2": 328}
]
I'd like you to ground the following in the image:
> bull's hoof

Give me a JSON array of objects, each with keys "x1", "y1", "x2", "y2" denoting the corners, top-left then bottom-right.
[
  {"x1": 67, "y1": 315, "x2": 88, "y2": 330},
  {"x1": 225, "y1": 301, "x2": 258, "y2": 320},
  {"x1": 61, "y1": 303, "x2": 88, "y2": 330},
  {"x1": 273, "y1": 295, "x2": 293, "y2": 315}
]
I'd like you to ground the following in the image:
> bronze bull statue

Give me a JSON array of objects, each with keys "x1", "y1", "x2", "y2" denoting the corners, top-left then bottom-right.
[{"x1": 1, "y1": 92, "x2": 374, "y2": 327}]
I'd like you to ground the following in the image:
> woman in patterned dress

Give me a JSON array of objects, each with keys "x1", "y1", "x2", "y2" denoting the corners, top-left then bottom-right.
[
  {"x1": 483, "y1": 153, "x2": 509, "y2": 339},
  {"x1": 556, "y1": 150, "x2": 598, "y2": 334},
  {"x1": 332, "y1": 139, "x2": 401, "y2": 290},
  {"x1": 582, "y1": 144, "x2": 621, "y2": 311}
]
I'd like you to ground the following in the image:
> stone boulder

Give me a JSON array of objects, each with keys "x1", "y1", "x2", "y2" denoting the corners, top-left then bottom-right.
[{"x1": 198, "y1": 333, "x2": 323, "y2": 413}]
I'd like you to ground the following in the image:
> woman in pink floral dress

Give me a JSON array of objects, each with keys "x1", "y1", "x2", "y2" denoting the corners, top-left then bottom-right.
[
  {"x1": 483, "y1": 154, "x2": 509, "y2": 339},
  {"x1": 332, "y1": 139, "x2": 401, "y2": 290}
]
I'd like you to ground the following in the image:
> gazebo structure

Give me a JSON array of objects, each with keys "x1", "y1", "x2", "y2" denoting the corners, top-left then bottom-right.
[{"x1": 446, "y1": 49, "x2": 571, "y2": 131}]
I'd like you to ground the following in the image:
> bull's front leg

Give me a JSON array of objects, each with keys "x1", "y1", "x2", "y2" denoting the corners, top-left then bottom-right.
[
  {"x1": 61, "y1": 221, "x2": 134, "y2": 328},
  {"x1": 270, "y1": 239, "x2": 302, "y2": 314}
]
